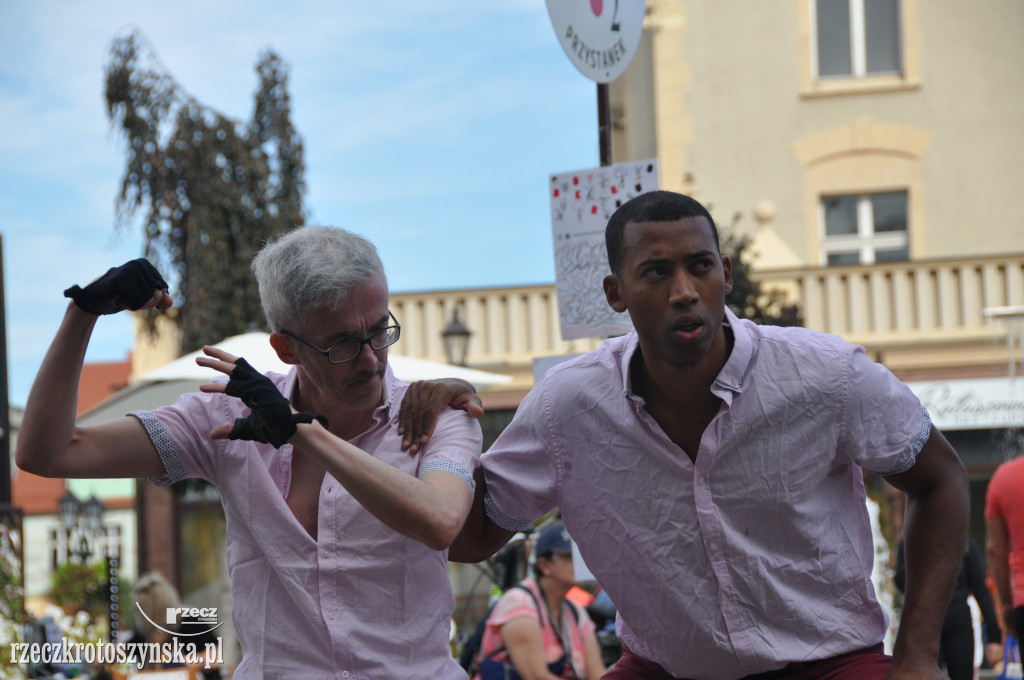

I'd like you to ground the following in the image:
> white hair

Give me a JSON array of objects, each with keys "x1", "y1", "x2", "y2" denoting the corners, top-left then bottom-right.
[{"x1": 252, "y1": 226, "x2": 387, "y2": 332}]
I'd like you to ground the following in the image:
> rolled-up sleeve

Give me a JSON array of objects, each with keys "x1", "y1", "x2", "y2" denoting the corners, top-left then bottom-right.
[
  {"x1": 418, "y1": 407, "x2": 482, "y2": 493},
  {"x1": 130, "y1": 384, "x2": 236, "y2": 486},
  {"x1": 481, "y1": 381, "x2": 560, "y2": 531}
]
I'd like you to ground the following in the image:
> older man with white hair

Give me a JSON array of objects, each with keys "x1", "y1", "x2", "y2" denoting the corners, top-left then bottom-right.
[{"x1": 17, "y1": 227, "x2": 482, "y2": 679}]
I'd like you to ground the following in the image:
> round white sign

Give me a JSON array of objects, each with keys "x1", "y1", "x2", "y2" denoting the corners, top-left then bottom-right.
[{"x1": 545, "y1": 0, "x2": 647, "y2": 84}]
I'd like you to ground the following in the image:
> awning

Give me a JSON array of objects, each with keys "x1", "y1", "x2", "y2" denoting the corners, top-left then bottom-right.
[{"x1": 79, "y1": 331, "x2": 510, "y2": 425}]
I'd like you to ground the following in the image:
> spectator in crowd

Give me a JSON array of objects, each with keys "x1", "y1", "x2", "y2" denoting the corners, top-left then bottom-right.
[
  {"x1": 126, "y1": 572, "x2": 223, "y2": 679},
  {"x1": 472, "y1": 523, "x2": 604, "y2": 680},
  {"x1": 986, "y1": 455, "x2": 1024, "y2": 639}
]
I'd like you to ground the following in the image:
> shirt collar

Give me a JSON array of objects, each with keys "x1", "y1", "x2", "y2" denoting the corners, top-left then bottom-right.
[
  {"x1": 617, "y1": 332, "x2": 643, "y2": 401},
  {"x1": 618, "y1": 306, "x2": 755, "y2": 400},
  {"x1": 714, "y1": 306, "x2": 753, "y2": 395}
]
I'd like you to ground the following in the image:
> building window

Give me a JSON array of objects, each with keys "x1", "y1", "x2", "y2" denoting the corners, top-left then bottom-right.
[
  {"x1": 815, "y1": 0, "x2": 902, "y2": 79},
  {"x1": 821, "y1": 191, "x2": 908, "y2": 265}
]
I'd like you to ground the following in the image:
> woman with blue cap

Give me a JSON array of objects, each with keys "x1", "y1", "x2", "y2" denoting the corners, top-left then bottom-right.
[{"x1": 472, "y1": 523, "x2": 606, "y2": 680}]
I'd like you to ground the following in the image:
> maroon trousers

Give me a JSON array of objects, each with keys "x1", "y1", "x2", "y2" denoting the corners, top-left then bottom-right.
[{"x1": 602, "y1": 644, "x2": 892, "y2": 680}]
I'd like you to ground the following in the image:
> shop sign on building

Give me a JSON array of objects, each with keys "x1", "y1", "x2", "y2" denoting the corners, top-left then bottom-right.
[{"x1": 907, "y1": 377, "x2": 1024, "y2": 431}]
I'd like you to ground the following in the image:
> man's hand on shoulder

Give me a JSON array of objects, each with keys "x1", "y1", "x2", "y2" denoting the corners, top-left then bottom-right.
[
  {"x1": 399, "y1": 378, "x2": 483, "y2": 453},
  {"x1": 64, "y1": 258, "x2": 172, "y2": 315}
]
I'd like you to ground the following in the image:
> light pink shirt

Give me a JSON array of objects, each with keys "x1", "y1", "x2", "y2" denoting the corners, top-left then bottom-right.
[
  {"x1": 483, "y1": 309, "x2": 929, "y2": 680},
  {"x1": 472, "y1": 579, "x2": 596, "y2": 679},
  {"x1": 132, "y1": 364, "x2": 481, "y2": 680}
]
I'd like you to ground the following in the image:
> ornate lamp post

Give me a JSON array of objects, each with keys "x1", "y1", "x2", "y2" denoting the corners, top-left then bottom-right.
[
  {"x1": 56, "y1": 490, "x2": 121, "y2": 640},
  {"x1": 57, "y1": 491, "x2": 80, "y2": 550},
  {"x1": 442, "y1": 306, "x2": 472, "y2": 367},
  {"x1": 57, "y1": 490, "x2": 107, "y2": 563}
]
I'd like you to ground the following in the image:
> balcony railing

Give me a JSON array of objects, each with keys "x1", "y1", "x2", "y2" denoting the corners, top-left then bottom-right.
[
  {"x1": 130, "y1": 252, "x2": 1020, "y2": 383},
  {"x1": 388, "y1": 284, "x2": 602, "y2": 370},
  {"x1": 389, "y1": 253, "x2": 1024, "y2": 379},
  {"x1": 753, "y1": 254, "x2": 1024, "y2": 338},
  {"x1": 753, "y1": 253, "x2": 1024, "y2": 374}
]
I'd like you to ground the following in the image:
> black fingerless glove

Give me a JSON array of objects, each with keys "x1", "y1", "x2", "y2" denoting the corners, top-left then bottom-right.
[
  {"x1": 64, "y1": 258, "x2": 169, "y2": 315},
  {"x1": 225, "y1": 358, "x2": 328, "y2": 448}
]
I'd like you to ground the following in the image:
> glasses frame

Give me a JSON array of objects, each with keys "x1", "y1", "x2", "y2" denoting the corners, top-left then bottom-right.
[{"x1": 280, "y1": 310, "x2": 401, "y2": 364}]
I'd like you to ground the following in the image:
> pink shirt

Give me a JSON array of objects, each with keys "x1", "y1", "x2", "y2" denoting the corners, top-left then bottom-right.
[
  {"x1": 985, "y1": 455, "x2": 1024, "y2": 607},
  {"x1": 472, "y1": 579, "x2": 596, "y2": 679},
  {"x1": 132, "y1": 364, "x2": 481, "y2": 679},
  {"x1": 482, "y1": 309, "x2": 928, "y2": 680}
]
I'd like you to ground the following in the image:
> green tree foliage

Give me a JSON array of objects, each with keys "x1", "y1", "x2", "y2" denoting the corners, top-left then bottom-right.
[
  {"x1": 714, "y1": 210, "x2": 802, "y2": 327},
  {"x1": 51, "y1": 562, "x2": 106, "y2": 616},
  {"x1": 104, "y1": 30, "x2": 306, "y2": 352}
]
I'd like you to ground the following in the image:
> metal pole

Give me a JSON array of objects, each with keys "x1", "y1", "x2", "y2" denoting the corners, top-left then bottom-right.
[
  {"x1": 597, "y1": 83, "x2": 613, "y2": 167},
  {"x1": 0, "y1": 235, "x2": 10, "y2": 505}
]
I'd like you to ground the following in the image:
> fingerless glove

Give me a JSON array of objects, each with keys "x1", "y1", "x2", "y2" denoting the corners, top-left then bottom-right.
[{"x1": 64, "y1": 258, "x2": 168, "y2": 315}]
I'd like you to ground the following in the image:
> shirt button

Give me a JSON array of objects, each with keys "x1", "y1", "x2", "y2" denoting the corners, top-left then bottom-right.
[
  {"x1": 321, "y1": 549, "x2": 331, "y2": 559},
  {"x1": 697, "y1": 476, "x2": 705, "y2": 485},
  {"x1": 709, "y1": 542, "x2": 719, "y2": 551},
  {"x1": 341, "y1": 672, "x2": 349, "y2": 678}
]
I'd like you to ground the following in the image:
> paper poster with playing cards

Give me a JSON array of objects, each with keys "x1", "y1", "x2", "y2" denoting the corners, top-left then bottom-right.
[{"x1": 550, "y1": 159, "x2": 658, "y2": 340}]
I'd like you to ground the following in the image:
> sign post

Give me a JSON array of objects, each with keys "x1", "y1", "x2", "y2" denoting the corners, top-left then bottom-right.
[
  {"x1": 545, "y1": 0, "x2": 647, "y2": 165},
  {"x1": 545, "y1": 2, "x2": 652, "y2": 338}
]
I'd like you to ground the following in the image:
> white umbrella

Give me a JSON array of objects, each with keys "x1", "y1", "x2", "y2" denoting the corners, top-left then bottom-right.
[{"x1": 79, "y1": 331, "x2": 509, "y2": 425}]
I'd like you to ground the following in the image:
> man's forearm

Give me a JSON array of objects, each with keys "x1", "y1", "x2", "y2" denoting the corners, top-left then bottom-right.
[
  {"x1": 15, "y1": 304, "x2": 97, "y2": 475},
  {"x1": 290, "y1": 423, "x2": 472, "y2": 551},
  {"x1": 448, "y1": 467, "x2": 515, "y2": 563},
  {"x1": 892, "y1": 479, "x2": 969, "y2": 666},
  {"x1": 988, "y1": 554, "x2": 1012, "y2": 609},
  {"x1": 986, "y1": 517, "x2": 1014, "y2": 631}
]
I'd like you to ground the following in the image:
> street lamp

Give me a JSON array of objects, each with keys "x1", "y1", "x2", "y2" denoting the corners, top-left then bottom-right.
[
  {"x1": 83, "y1": 496, "x2": 106, "y2": 534},
  {"x1": 442, "y1": 306, "x2": 472, "y2": 366},
  {"x1": 55, "y1": 489, "x2": 121, "y2": 641},
  {"x1": 56, "y1": 490, "x2": 107, "y2": 563},
  {"x1": 57, "y1": 491, "x2": 81, "y2": 540}
]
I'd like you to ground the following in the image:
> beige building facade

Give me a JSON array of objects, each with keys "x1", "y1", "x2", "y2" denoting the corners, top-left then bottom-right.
[
  {"x1": 131, "y1": 1, "x2": 1024, "y2": 466},
  {"x1": 385, "y1": 0, "x2": 1024, "y2": 548},
  {"x1": 390, "y1": 0, "x2": 1024, "y2": 425}
]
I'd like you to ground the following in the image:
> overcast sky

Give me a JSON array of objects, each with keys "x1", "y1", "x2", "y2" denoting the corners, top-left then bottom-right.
[{"x1": 0, "y1": 1, "x2": 599, "y2": 406}]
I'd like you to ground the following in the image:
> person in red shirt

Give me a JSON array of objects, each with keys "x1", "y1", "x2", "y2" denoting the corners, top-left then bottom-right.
[{"x1": 986, "y1": 455, "x2": 1024, "y2": 639}]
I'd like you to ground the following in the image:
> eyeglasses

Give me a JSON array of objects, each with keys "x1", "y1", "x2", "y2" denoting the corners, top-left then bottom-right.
[{"x1": 281, "y1": 311, "x2": 401, "y2": 364}]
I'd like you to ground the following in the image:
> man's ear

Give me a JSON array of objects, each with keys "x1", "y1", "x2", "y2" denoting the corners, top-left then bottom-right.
[
  {"x1": 603, "y1": 274, "x2": 628, "y2": 313},
  {"x1": 269, "y1": 332, "x2": 301, "y2": 365}
]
